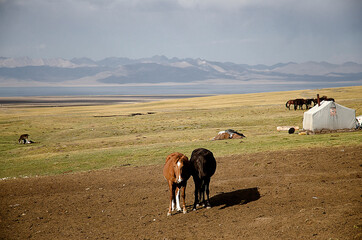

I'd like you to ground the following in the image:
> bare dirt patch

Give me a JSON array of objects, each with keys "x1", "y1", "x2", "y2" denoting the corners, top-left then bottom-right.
[{"x1": 1, "y1": 146, "x2": 361, "y2": 239}]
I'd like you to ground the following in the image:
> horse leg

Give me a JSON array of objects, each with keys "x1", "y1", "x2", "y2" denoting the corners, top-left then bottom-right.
[
  {"x1": 175, "y1": 186, "x2": 182, "y2": 212},
  {"x1": 181, "y1": 183, "x2": 187, "y2": 214},
  {"x1": 168, "y1": 182, "x2": 175, "y2": 216},
  {"x1": 200, "y1": 180, "x2": 206, "y2": 207},
  {"x1": 204, "y1": 178, "x2": 211, "y2": 209},
  {"x1": 193, "y1": 178, "x2": 201, "y2": 210}
]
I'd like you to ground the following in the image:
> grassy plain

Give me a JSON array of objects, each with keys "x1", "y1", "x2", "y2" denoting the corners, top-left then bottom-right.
[{"x1": 0, "y1": 86, "x2": 361, "y2": 178}]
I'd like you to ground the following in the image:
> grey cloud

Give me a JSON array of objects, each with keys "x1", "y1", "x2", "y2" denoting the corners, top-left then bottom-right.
[{"x1": 0, "y1": 0, "x2": 361, "y2": 64}]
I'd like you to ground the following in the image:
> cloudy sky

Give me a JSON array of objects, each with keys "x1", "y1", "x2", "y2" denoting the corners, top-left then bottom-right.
[{"x1": 0, "y1": 0, "x2": 361, "y2": 65}]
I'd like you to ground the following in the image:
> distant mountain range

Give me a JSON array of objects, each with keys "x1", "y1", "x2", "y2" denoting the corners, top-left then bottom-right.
[{"x1": 0, "y1": 56, "x2": 361, "y2": 88}]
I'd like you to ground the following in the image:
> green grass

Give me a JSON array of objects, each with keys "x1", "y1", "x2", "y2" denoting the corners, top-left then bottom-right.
[{"x1": 1, "y1": 86, "x2": 361, "y2": 178}]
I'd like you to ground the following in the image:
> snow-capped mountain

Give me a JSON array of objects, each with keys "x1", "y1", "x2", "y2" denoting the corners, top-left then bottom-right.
[{"x1": 0, "y1": 56, "x2": 361, "y2": 87}]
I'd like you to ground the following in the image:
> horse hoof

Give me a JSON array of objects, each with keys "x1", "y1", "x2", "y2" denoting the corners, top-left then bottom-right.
[
  {"x1": 206, "y1": 206, "x2": 211, "y2": 209},
  {"x1": 183, "y1": 210, "x2": 187, "y2": 214},
  {"x1": 167, "y1": 212, "x2": 171, "y2": 216},
  {"x1": 193, "y1": 208, "x2": 197, "y2": 211}
]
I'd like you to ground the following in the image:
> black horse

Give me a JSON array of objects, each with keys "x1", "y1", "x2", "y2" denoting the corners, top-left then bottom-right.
[
  {"x1": 190, "y1": 148, "x2": 217, "y2": 210},
  {"x1": 320, "y1": 96, "x2": 335, "y2": 102},
  {"x1": 305, "y1": 98, "x2": 315, "y2": 109}
]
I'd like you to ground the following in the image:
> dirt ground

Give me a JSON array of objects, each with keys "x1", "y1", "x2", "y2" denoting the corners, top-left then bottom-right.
[{"x1": 1, "y1": 146, "x2": 361, "y2": 240}]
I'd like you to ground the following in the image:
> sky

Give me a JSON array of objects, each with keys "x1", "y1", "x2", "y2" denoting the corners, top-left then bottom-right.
[{"x1": 0, "y1": 0, "x2": 361, "y2": 65}]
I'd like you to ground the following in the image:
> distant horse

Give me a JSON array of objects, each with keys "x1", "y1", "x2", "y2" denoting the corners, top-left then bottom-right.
[
  {"x1": 313, "y1": 96, "x2": 335, "y2": 106},
  {"x1": 285, "y1": 100, "x2": 295, "y2": 110},
  {"x1": 163, "y1": 152, "x2": 191, "y2": 216},
  {"x1": 190, "y1": 148, "x2": 217, "y2": 210},
  {"x1": 287, "y1": 96, "x2": 335, "y2": 110},
  {"x1": 286, "y1": 99, "x2": 301, "y2": 110},
  {"x1": 287, "y1": 99, "x2": 306, "y2": 110},
  {"x1": 320, "y1": 96, "x2": 335, "y2": 102},
  {"x1": 294, "y1": 98, "x2": 305, "y2": 110},
  {"x1": 319, "y1": 96, "x2": 328, "y2": 101},
  {"x1": 305, "y1": 98, "x2": 315, "y2": 109},
  {"x1": 18, "y1": 134, "x2": 30, "y2": 144}
]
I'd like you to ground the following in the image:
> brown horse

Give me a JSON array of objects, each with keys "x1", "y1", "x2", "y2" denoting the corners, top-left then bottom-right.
[
  {"x1": 287, "y1": 98, "x2": 315, "y2": 110},
  {"x1": 285, "y1": 100, "x2": 294, "y2": 110},
  {"x1": 287, "y1": 96, "x2": 335, "y2": 110},
  {"x1": 163, "y1": 152, "x2": 191, "y2": 216},
  {"x1": 286, "y1": 99, "x2": 298, "y2": 110}
]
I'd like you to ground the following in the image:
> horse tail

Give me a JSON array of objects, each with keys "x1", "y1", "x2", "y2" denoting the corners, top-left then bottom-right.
[{"x1": 196, "y1": 159, "x2": 205, "y2": 179}]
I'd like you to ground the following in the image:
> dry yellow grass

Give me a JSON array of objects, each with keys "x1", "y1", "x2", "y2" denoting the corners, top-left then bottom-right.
[{"x1": 0, "y1": 86, "x2": 361, "y2": 178}]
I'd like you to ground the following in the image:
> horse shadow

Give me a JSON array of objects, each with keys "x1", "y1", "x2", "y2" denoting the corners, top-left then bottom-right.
[{"x1": 209, "y1": 187, "x2": 260, "y2": 210}]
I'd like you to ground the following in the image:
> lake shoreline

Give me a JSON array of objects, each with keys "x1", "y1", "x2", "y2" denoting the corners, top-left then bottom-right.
[{"x1": 0, "y1": 94, "x2": 213, "y2": 107}]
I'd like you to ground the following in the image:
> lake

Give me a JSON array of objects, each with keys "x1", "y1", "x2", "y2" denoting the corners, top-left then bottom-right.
[{"x1": 0, "y1": 81, "x2": 360, "y2": 97}]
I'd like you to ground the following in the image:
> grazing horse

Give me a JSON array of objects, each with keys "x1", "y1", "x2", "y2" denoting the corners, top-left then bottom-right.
[
  {"x1": 305, "y1": 98, "x2": 314, "y2": 109},
  {"x1": 295, "y1": 98, "x2": 305, "y2": 110},
  {"x1": 286, "y1": 99, "x2": 300, "y2": 110},
  {"x1": 190, "y1": 148, "x2": 217, "y2": 210},
  {"x1": 163, "y1": 152, "x2": 191, "y2": 216},
  {"x1": 287, "y1": 97, "x2": 335, "y2": 110},
  {"x1": 285, "y1": 98, "x2": 311, "y2": 110},
  {"x1": 285, "y1": 100, "x2": 294, "y2": 110}
]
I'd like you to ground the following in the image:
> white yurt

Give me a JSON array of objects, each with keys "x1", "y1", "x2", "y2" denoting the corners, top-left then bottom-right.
[{"x1": 303, "y1": 101, "x2": 356, "y2": 132}]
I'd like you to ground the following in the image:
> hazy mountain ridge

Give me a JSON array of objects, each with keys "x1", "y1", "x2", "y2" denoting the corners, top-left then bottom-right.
[{"x1": 0, "y1": 56, "x2": 361, "y2": 87}]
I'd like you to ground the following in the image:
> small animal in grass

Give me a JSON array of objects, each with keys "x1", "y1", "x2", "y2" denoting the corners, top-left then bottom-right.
[
  {"x1": 18, "y1": 134, "x2": 30, "y2": 144},
  {"x1": 190, "y1": 148, "x2": 216, "y2": 210},
  {"x1": 163, "y1": 152, "x2": 192, "y2": 216}
]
